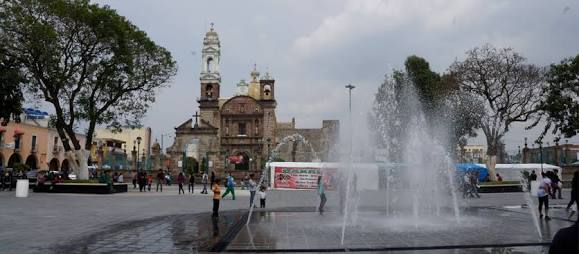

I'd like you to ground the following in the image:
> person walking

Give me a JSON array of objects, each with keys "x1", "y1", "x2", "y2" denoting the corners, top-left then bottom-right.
[
  {"x1": 201, "y1": 171, "x2": 208, "y2": 194},
  {"x1": 212, "y1": 178, "x2": 222, "y2": 217},
  {"x1": 566, "y1": 170, "x2": 578, "y2": 219},
  {"x1": 139, "y1": 172, "x2": 147, "y2": 192},
  {"x1": 221, "y1": 173, "x2": 236, "y2": 200},
  {"x1": 550, "y1": 170, "x2": 563, "y2": 199},
  {"x1": 538, "y1": 172, "x2": 553, "y2": 220},
  {"x1": 117, "y1": 173, "x2": 124, "y2": 183},
  {"x1": 147, "y1": 174, "x2": 153, "y2": 191},
  {"x1": 317, "y1": 175, "x2": 327, "y2": 214},
  {"x1": 177, "y1": 172, "x2": 185, "y2": 195},
  {"x1": 469, "y1": 172, "x2": 480, "y2": 198},
  {"x1": 188, "y1": 173, "x2": 195, "y2": 194},
  {"x1": 258, "y1": 186, "x2": 267, "y2": 208},
  {"x1": 156, "y1": 169, "x2": 164, "y2": 192},
  {"x1": 248, "y1": 174, "x2": 257, "y2": 208},
  {"x1": 210, "y1": 171, "x2": 215, "y2": 190}
]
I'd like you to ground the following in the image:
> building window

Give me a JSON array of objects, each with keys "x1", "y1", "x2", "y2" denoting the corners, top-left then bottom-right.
[
  {"x1": 238, "y1": 123, "x2": 246, "y2": 136},
  {"x1": 14, "y1": 135, "x2": 20, "y2": 149},
  {"x1": 255, "y1": 119, "x2": 259, "y2": 136},
  {"x1": 240, "y1": 104, "x2": 245, "y2": 113},
  {"x1": 32, "y1": 135, "x2": 37, "y2": 150}
]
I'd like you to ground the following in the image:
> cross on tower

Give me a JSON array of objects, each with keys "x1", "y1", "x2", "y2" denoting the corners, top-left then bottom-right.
[{"x1": 192, "y1": 111, "x2": 201, "y2": 128}]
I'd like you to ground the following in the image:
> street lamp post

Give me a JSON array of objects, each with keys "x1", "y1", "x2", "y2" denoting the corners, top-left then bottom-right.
[
  {"x1": 345, "y1": 84, "x2": 355, "y2": 156},
  {"x1": 136, "y1": 136, "x2": 142, "y2": 172},
  {"x1": 539, "y1": 141, "x2": 543, "y2": 173}
]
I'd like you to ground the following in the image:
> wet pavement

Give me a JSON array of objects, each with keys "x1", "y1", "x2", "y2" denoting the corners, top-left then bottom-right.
[
  {"x1": 52, "y1": 211, "x2": 245, "y2": 253},
  {"x1": 1, "y1": 189, "x2": 576, "y2": 253},
  {"x1": 46, "y1": 206, "x2": 574, "y2": 253}
]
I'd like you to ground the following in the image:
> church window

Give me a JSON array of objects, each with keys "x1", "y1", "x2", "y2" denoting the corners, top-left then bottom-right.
[
  {"x1": 238, "y1": 123, "x2": 247, "y2": 136},
  {"x1": 240, "y1": 104, "x2": 245, "y2": 113},
  {"x1": 207, "y1": 57, "x2": 213, "y2": 73},
  {"x1": 255, "y1": 119, "x2": 259, "y2": 135},
  {"x1": 264, "y1": 84, "x2": 271, "y2": 96},
  {"x1": 205, "y1": 84, "x2": 213, "y2": 98}
]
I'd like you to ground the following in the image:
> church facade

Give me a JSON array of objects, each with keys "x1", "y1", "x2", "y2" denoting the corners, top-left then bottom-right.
[{"x1": 167, "y1": 26, "x2": 339, "y2": 179}]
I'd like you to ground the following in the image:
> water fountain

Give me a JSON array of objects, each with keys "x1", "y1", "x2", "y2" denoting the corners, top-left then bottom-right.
[
  {"x1": 246, "y1": 133, "x2": 320, "y2": 226},
  {"x1": 232, "y1": 77, "x2": 562, "y2": 252}
]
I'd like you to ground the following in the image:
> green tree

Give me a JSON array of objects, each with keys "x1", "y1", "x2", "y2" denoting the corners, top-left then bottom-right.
[
  {"x1": 370, "y1": 56, "x2": 482, "y2": 161},
  {"x1": 200, "y1": 157, "x2": 207, "y2": 174},
  {"x1": 0, "y1": 47, "x2": 24, "y2": 125},
  {"x1": 449, "y1": 44, "x2": 543, "y2": 180},
  {"x1": 530, "y1": 54, "x2": 579, "y2": 140},
  {"x1": 0, "y1": 0, "x2": 177, "y2": 179},
  {"x1": 184, "y1": 157, "x2": 198, "y2": 175}
]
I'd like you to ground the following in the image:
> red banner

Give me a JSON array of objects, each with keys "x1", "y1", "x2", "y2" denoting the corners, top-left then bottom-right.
[{"x1": 273, "y1": 167, "x2": 336, "y2": 190}]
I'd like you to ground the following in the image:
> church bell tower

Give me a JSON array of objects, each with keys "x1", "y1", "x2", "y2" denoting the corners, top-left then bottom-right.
[{"x1": 198, "y1": 23, "x2": 221, "y2": 128}]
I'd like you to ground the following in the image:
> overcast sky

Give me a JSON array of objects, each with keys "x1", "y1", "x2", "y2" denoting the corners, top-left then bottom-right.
[{"x1": 91, "y1": 0, "x2": 579, "y2": 153}]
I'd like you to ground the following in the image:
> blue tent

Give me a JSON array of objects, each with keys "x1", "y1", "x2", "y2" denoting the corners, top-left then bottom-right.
[{"x1": 456, "y1": 163, "x2": 488, "y2": 182}]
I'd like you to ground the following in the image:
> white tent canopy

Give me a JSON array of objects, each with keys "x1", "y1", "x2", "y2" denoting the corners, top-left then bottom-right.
[{"x1": 476, "y1": 163, "x2": 562, "y2": 181}]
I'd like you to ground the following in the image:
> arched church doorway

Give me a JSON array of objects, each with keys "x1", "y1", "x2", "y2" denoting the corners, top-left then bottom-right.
[
  {"x1": 7, "y1": 153, "x2": 22, "y2": 168},
  {"x1": 25, "y1": 155, "x2": 38, "y2": 170},
  {"x1": 49, "y1": 158, "x2": 59, "y2": 171},
  {"x1": 234, "y1": 152, "x2": 250, "y2": 171}
]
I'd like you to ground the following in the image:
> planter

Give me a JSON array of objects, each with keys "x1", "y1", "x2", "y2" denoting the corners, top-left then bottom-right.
[
  {"x1": 34, "y1": 182, "x2": 128, "y2": 194},
  {"x1": 478, "y1": 184, "x2": 522, "y2": 193}
]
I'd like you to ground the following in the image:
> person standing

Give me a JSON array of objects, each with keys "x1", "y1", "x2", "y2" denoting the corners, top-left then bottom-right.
[
  {"x1": 188, "y1": 173, "x2": 195, "y2": 194},
  {"x1": 117, "y1": 173, "x2": 124, "y2": 183},
  {"x1": 177, "y1": 172, "x2": 185, "y2": 195},
  {"x1": 156, "y1": 169, "x2": 164, "y2": 192},
  {"x1": 258, "y1": 186, "x2": 267, "y2": 208},
  {"x1": 210, "y1": 171, "x2": 215, "y2": 190},
  {"x1": 7, "y1": 170, "x2": 13, "y2": 191},
  {"x1": 132, "y1": 171, "x2": 137, "y2": 189},
  {"x1": 0, "y1": 169, "x2": 6, "y2": 191},
  {"x1": 248, "y1": 174, "x2": 257, "y2": 208},
  {"x1": 201, "y1": 171, "x2": 209, "y2": 194},
  {"x1": 538, "y1": 172, "x2": 552, "y2": 220},
  {"x1": 221, "y1": 173, "x2": 236, "y2": 200},
  {"x1": 317, "y1": 175, "x2": 327, "y2": 214},
  {"x1": 530, "y1": 170, "x2": 537, "y2": 181},
  {"x1": 212, "y1": 178, "x2": 222, "y2": 217},
  {"x1": 566, "y1": 170, "x2": 578, "y2": 219}
]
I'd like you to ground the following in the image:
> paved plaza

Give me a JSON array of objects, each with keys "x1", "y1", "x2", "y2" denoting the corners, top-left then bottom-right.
[{"x1": 0, "y1": 187, "x2": 576, "y2": 253}]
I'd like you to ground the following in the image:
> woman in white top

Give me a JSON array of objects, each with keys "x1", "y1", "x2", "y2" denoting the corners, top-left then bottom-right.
[{"x1": 538, "y1": 172, "x2": 552, "y2": 220}]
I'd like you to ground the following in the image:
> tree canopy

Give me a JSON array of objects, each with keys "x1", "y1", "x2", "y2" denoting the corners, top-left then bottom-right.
[
  {"x1": 0, "y1": 0, "x2": 177, "y2": 178},
  {"x1": 531, "y1": 54, "x2": 579, "y2": 140},
  {"x1": 370, "y1": 55, "x2": 482, "y2": 161},
  {"x1": 0, "y1": 47, "x2": 24, "y2": 125}
]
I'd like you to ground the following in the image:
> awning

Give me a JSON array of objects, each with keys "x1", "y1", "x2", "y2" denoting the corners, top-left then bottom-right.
[
  {"x1": 456, "y1": 163, "x2": 488, "y2": 182},
  {"x1": 228, "y1": 155, "x2": 244, "y2": 164}
]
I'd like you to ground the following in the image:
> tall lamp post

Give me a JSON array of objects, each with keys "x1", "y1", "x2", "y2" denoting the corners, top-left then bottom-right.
[
  {"x1": 345, "y1": 84, "x2": 355, "y2": 156},
  {"x1": 538, "y1": 141, "x2": 543, "y2": 173},
  {"x1": 136, "y1": 136, "x2": 142, "y2": 172}
]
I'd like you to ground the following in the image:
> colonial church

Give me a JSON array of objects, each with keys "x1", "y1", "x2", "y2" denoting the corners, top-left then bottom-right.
[{"x1": 167, "y1": 25, "x2": 339, "y2": 179}]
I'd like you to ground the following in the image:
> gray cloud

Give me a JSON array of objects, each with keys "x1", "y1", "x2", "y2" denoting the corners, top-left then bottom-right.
[{"x1": 92, "y1": 0, "x2": 579, "y2": 152}]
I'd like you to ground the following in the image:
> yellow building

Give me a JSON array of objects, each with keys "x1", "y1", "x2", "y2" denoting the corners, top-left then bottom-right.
[
  {"x1": 93, "y1": 127, "x2": 152, "y2": 166},
  {"x1": 0, "y1": 109, "x2": 86, "y2": 172},
  {"x1": 458, "y1": 145, "x2": 486, "y2": 163}
]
